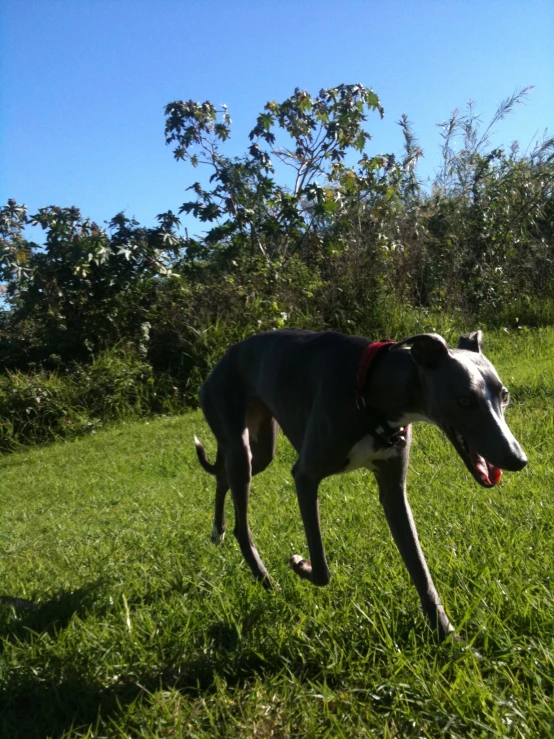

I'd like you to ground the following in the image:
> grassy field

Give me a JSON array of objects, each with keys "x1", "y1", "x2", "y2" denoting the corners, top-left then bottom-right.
[{"x1": 0, "y1": 329, "x2": 553, "y2": 738}]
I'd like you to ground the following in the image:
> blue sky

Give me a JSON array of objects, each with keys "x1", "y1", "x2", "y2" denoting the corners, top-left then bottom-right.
[{"x1": 1, "y1": 0, "x2": 553, "y2": 240}]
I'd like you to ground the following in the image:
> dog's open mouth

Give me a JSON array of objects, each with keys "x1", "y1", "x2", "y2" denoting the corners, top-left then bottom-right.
[{"x1": 445, "y1": 427, "x2": 503, "y2": 488}]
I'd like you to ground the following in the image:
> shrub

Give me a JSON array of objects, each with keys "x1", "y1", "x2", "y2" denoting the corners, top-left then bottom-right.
[
  {"x1": 1, "y1": 84, "x2": 553, "y2": 450},
  {"x1": 0, "y1": 346, "x2": 183, "y2": 452}
]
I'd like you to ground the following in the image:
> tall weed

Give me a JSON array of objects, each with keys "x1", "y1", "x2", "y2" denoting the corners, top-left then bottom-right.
[{"x1": 0, "y1": 346, "x2": 183, "y2": 452}]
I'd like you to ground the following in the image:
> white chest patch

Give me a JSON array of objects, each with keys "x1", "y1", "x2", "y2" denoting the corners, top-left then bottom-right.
[{"x1": 339, "y1": 434, "x2": 401, "y2": 474}]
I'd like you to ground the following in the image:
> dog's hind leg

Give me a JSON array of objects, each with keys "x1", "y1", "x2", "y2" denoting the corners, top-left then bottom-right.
[
  {"x1": 247, "y1": 399, "x2": 279, "y2": 476},
  {"x1": 212, "y1": 401, "x2": 277, "y2": 547},
  {"x1": 226, "y1": 427, "x2": 272, "y2": 588},
  {"x1": 211, "y1": 448, "x2": 229, "y2": 544},
  {"x1": 200, "y1": 373, "x2": 272, "y2": 585},
  {"x1": 194, "y1": 434, "x2": 229, "y2": 545}
]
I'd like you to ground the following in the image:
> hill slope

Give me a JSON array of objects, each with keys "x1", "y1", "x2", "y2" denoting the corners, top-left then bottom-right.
[{"x1": 1, "y1": 330, "x2": 553, "y2": 737}]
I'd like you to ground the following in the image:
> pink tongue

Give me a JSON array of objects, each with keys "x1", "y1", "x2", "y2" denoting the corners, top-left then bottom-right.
[
  {"x1": 473, "y1": 456, "x2": 502, "y2": 486},
  {"x1": 488, "y1": 465, "x2": 502, "y2": 485},
  {"x1": 474, "y1": 459, "x2": 490, "y2": 484}
]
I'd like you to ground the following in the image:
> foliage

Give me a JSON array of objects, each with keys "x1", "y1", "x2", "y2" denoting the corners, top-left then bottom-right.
[
  {"x1": 162, "y1": 85, "x2": 554, "y2": 321},
  {"x1": 1, "y1": 84, "x2": 553, "y2": 437},
  {"x1": 424, "y1": 89, "x2": 554, "y2": 314},
  {"x1": 0, "y1": 345, "x2": 181, "y2": 452},
  {"x1": 0, "y1": 203, "x2": 186, "y2": 366},
  {"x1": 164, "y1": 84, "x2": 392, "y2": 261}
]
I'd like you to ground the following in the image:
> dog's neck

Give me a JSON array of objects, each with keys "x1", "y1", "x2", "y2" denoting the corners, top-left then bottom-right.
[{"x1": 361, "y1": 346, "x2": 426, "y2": 423}]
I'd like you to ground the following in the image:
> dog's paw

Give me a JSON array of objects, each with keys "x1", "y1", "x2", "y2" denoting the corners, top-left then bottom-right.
[
  {"x1": 211, "y1": 524, "x2": 225, "y2": 545},
  {"x1": 290, "y1": 555, "x2": 330, "y2": 586},
  {"x1": 290, "y1": 554, "x2": 313, "y2": 579}
]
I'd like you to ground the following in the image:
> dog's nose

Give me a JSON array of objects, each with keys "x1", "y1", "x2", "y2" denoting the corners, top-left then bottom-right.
[
  {"x1": 512, "y1": 453, "x2": 528, "y2": 471},
  {"x1": 504, "y1": 448, "x2": 528, "y2": 472}
]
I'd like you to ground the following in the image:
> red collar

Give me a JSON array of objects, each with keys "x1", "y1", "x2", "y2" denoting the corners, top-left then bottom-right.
[
  {"x1": 355, "y1": 340, "x2": 396, "y2": 405},
  {"x1": 355, "y1": 340, "x2": 410, "y2": 444}
]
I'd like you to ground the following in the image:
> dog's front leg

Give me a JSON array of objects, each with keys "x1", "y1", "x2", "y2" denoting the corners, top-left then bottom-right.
[
  {"x1": 290, "y1": 468, "x2": 331, "y2": 586},
  {"x1": 374, "y1": 459, "x2": 455, "y2": 640}
]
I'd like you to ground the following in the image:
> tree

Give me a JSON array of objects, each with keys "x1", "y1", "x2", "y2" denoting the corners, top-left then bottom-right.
[
  {"x1": 0, "y1": 202, "x2": 187, "y2": 364},
  {"x1": 164, "y1": 84, "x2": 389, "y2": 261}
]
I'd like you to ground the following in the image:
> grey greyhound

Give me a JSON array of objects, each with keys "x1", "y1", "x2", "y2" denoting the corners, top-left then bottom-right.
[{"x1": 194, "y1": 329, "x2": 527, "y2": 639}]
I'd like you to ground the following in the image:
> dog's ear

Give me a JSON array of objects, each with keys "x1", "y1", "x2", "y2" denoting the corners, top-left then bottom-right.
[
  {"x1": 395, "y1": 333, "x2": 449, "y2": 369},
  {"x1": 457, "y1": 330, "x2": 483, "y2": 353}
]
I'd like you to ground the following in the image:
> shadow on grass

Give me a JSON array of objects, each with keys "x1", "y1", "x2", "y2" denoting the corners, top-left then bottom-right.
[
  {"x1": 0, "y1": 592, "x2": 466, "y2": 739},
  {"x1": 0, "y1": 649, "x2": 275, "y2": 738},
  {"x1": 0, "y1": 581, "x2": 107, "y2": 645},
  {"x1": 1, "y1": 649, "x2": 352, "y2": 739}
]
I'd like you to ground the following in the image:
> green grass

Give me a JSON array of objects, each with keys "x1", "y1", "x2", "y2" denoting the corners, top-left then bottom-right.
[{"x1": 0, "y1": 329, "x2": 553, "y2": 738}]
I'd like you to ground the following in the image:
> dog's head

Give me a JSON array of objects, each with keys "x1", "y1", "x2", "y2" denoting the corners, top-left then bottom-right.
[{"x1": 397, "y1": 331, "x2": 527, "y2": 487}]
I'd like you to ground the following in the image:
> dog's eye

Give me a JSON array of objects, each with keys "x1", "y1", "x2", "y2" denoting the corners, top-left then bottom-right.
[
  {"x1": 457, "y1": 395, "x2": 472, "y2": 408},
  {"x1": 501, "y1": 388, "x2": 510, "y2": 404}
]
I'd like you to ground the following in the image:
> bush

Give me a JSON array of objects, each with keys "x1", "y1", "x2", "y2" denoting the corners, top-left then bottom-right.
[
  {"x1": 1, "y1": 84, "x2": 553, "y2": 451},
  {"x1": 0, "y1": 346, "x2": 183, "y2": 452}
]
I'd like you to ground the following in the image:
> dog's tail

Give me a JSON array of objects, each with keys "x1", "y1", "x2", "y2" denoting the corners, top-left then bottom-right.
[{"x1": 194, "y1": 435, "x2": 218, "y2": 475}]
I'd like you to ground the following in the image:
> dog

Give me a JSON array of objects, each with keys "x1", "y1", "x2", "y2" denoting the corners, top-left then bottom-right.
[{"x1": 194, "y1": 329, "x2": 527, "y2": 639}]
